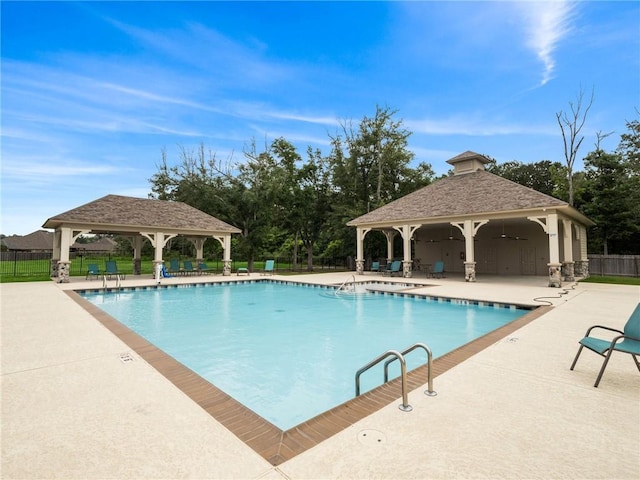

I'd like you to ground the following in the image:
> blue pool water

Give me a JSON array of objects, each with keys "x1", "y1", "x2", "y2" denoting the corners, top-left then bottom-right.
[{"x1": 82, "y1": 281, "x2": 527, "y2": 430}]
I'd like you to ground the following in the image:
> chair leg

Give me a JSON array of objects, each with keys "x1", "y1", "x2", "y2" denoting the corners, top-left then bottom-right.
[
  {"x1": 594, "y1": 349, "x2": 615, "y2": 388},
  {"x1": 569, "y1": 345, "x2": 584, "y2": 371},
  {"x1": 631, "y1": 354, "x2": 640, "y2": 373}
]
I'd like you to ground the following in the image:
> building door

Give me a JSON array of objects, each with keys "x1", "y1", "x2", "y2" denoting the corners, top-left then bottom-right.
[{"x1": 520, "y1": 247, "x2": 536, "y2": 275}]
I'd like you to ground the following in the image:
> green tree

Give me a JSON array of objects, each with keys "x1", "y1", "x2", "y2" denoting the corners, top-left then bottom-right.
[
  {"x1": 579, "y1": 149, "x2": 637, "y2": 254},
  {"x1": 328, "y1": 106, "x2": 432, "y2": 261},
  {"x1": 486, "y1": 159, "x2": 567, "y2": 198}
]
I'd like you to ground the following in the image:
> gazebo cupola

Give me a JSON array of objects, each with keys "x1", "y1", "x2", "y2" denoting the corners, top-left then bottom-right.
[{"x1": 446, "y1": 150, "x2": 490, "y2": 175}]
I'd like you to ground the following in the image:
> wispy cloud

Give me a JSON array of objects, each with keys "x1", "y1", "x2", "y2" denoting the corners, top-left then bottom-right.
[
  {"x1": 516, "y1": 1, "x2": 578, "y2": 85},
  {"x1": 406, "y1": 115, "x2": 556, "y2": 137}
]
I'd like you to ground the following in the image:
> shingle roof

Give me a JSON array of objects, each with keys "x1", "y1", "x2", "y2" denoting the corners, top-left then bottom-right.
[
  {"x1": 43, "y1": 195, "x2": 241, "y2": 234},
  {"x1": 1, "y1": 230, "x2": 53, "y2": 251},
  {"x1": 348, "y1": 170, "x2": 570, "y2": 226},
  {"x1": 72, "y1": 237, "x2": 117, "y2": 252}
]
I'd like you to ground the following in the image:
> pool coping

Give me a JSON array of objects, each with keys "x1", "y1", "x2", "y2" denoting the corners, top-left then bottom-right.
[{"x1": 66, "y1": 282, "x2": 551, "y2": 466}]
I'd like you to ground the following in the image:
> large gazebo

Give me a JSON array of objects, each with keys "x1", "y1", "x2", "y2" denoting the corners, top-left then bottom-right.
[
  {"x1": 347, "y1": 151, "x2": 595, "y2": 287},
  {"x1": 42, "y1": 194, "x2": 241, "y2": 282}
]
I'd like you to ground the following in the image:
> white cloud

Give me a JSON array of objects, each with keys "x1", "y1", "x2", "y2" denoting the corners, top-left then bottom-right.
[
  {"x1": 516, "y1": 1, "x2": 578, "y2": 85},
  {"x1": 406, "y1": 116, "x2": 556, "y2": 137}
]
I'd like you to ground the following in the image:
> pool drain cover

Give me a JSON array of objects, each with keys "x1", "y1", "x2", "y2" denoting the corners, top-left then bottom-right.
[
  {"x1": 358, "y1": 429, "x2": 387, "y2": 445},
  {"x1": 119, "y1": 352, "x2": 135, "y2": 363}
]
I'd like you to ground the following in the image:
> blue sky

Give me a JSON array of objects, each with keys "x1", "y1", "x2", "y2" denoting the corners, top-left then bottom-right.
[{"x1": 2, "y1": 1, "x2": 638, "y2": 236}]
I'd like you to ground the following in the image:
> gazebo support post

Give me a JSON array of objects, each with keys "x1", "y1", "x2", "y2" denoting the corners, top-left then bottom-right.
[
  {"x1": 574, "y1": 225, "x2": 590, "y2": 278},
  {"x1": 214, "y1": 234, "x2": 233, "y2": 276},
  {"x1": 52, "y1": 227, "x2": 88, "y2": 283},
  {"x1": 355, "y1": 227, "x2": 370, "y2": 275},
  {"x1": 189, "y1": 238, "x2": 206, "y2": 270},
  {"x1": 561, "y1": 219, "x2": 575, "y2": 281},
  {"x1": 141, "y1": 232, "x2": 177, "y2": 284},
  {"x1": 383, "y1": 230, "x2": 395, "y2": 267},
  {"x1": 130, "y1": 236, "x2": 144, "y2": 275},
  {"x1": 547, "y1": 214, "x2": 562, "y2": 287}
]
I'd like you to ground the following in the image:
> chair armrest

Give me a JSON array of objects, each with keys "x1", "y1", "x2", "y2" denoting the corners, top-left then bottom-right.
[{"x1": 584, "y1": 325, "x2": 624, "y2": 337}]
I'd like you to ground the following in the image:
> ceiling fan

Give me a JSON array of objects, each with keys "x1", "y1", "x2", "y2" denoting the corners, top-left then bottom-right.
[
  {"x1": 443, "y1": 227, "x2": 464, "y2": 242},
  {"x1": 493, "y1": 222, "x2": 527, "y2": 241}
]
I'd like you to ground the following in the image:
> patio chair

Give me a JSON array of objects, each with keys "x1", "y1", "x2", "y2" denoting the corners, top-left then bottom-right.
[
  {"x1": 105, "y1": 260, "x2": 125, "y2": 280},
  {"x1": 183, "y1": 260, "x2": 196, "y2": 275},
  {"x1": 371, "y1": 261, "x2": 380, "y2": 273},
  {"x1": 261, "y1": 259, "x2": 275, "y2": 276},
  {"x1": 86, "y1": 263, "x2": 101, "y2": 280},
  {"x1": 382, "y1": 260, "x2": 402, "y2": 276},
  {"x1": 570, "y1": 303, "x2": 640, "y2": 387},
  {"x1": 197, "y1": 262, "x2": 215, "y2": 275},
  {"x1": 168, "y1": 259, "x2": 182, "y2": 276},
  {"x1": 430, "y1": 261, "x2": 445, "y2": 278}
]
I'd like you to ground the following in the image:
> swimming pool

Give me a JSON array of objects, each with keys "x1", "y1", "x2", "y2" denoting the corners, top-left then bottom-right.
[{"x1": 81, "y1": 280, "x2": 529, "y2": 430}]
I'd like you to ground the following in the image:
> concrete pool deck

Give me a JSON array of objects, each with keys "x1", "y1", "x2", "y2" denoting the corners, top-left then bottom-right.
[{"x1": 1, "y1": 273, "x2": 639, "y2": 479}]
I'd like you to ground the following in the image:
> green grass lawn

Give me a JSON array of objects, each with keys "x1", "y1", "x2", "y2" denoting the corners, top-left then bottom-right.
[{"x1": 579, "y1": 275, "x2": 640, "y2": 286}]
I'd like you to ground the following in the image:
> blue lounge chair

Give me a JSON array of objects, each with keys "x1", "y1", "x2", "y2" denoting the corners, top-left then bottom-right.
[
  {"x1": 168, "y1": 259, "x2": 182, "y2": 276},
  {"x1": 105, "y1": 260, "x2": 125, "y2": 279},
  {"x1": 570, "y1": 303, "x2": 640, "y2": 387},
  {"x1": 371, "y1": 261, "x2": 380, "y2": 273},
  {"x1": 183, "y1": 260, "x2": 196, "y2": 275},
  {"x1": 261, "y1": 260, "x2": 275, "y2": 276},
  {"x1": 197, "y1": 262, "x2": 215, "y2": 275},
  {"x1": 430, "y1": 261, "x2": 445, "y2": 278},
  {"x1": 382, "y1": 260, "x2": 402, "y2": 276},
  {"x1": 86, "y1": 263, "x2": 101, "y2": 280}
]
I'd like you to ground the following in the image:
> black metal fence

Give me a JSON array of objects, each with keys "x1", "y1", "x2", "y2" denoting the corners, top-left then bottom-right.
[{"x1": 0, "y1": 251, "x2": 350, "y2": 278}]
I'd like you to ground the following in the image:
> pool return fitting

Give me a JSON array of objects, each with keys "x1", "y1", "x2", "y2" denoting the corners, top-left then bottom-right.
[{"x1": 355, "y1": 342, "x2": 437, "y2": 412}]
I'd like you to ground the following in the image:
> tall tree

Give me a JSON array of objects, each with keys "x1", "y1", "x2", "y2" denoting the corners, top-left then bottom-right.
[
  {"x1": 486, "y1": 159, "x2": 567, "y2": 198},
  {"x1": 579, "y1": 149, "x2": 636, "y2": 254},
  {"x1": 556, "y1": 87, "x2": 594, "y2": 206}
]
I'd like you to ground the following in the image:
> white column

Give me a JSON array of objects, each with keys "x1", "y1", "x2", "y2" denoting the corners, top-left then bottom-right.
[
  {"x1": 141, "y1": 232, "x2": 177, "y2": 283},
  {"x1": 463, "y1": 220, "x2": 476, "y2": 282},
  {"x1": 355, "y1": 228, "x2": 370, "y2": 275},
  {"x1": 214, "y1": 234, "x2": 232, "y2": 276},
  {"x1": 383, "y1": 230, "x2": 396, "y2": 263},
  {"x1": 562, "y1": 219, "x2": 575, "y2": 281},
  {"x1": 547, "y1": 214, "x2": 562, "y2": 287},
  {"x1": 548, "y1": 214, "x2": 560, "y2": 264}
]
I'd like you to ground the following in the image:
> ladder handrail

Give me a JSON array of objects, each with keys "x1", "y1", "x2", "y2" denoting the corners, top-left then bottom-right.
[
  {"x1": 383, "y1": 342, "x2": 437, "y2": 396},
  {"x1": 355, "y1": 349, "x2": 412, "y2": 412},
  {"x1": 335, "y1": 275, "x2": 356, "y2": 296}
]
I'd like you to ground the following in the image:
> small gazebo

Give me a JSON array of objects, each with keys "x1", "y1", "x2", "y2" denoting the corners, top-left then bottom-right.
[
  {"x1": 347, "y1": 151, "x2": 595, "y2": 287},
  {"x1": 42, "y1": 194, "x2": 241, "y2": 282}
]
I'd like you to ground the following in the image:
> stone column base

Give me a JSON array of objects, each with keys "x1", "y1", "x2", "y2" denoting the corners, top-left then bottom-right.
[
  {"x1": 574, "y1": 260, "x2": 590, "y2": 278},
  {"x1": 464, "y1": 262, "x2": 476, "y2": 282},
  {"x1": 56, "y1": 261, "x2": 70, "y2": 283},
  {"x1": 548, "y1": 263, "x2": 563, "y2": 288},
  {"x1": 402, "y1": 261, "x2": 413, "y2": 278},
  {"x1": 222, "y1": 260, "x2": 231, "y2": 276},
  {"x1": 562, "y1": 261, "x2": 575, "y2": 282},
  {"x1": 356, "y1": 259, "x2": 364, "y2": 275},
  {"x1": 50, "y1": 259, "x2": 60, "y2": 278}
]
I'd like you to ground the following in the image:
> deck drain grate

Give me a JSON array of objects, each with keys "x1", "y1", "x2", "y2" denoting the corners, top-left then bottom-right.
[{"x1": 119, "y1": 352, "x2": 135, "y2": 363}]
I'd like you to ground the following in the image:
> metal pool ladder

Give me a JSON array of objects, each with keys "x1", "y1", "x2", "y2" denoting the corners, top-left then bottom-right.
[
  {"x1": 102, "y1": 274, "x2": 122, "y2": 290},
  {"x1": 355, "y1": 342, "x2": 437, "y2": 413},
  {"x1": 335, "y1": 275, "x2": 356, "y2": 296}
]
